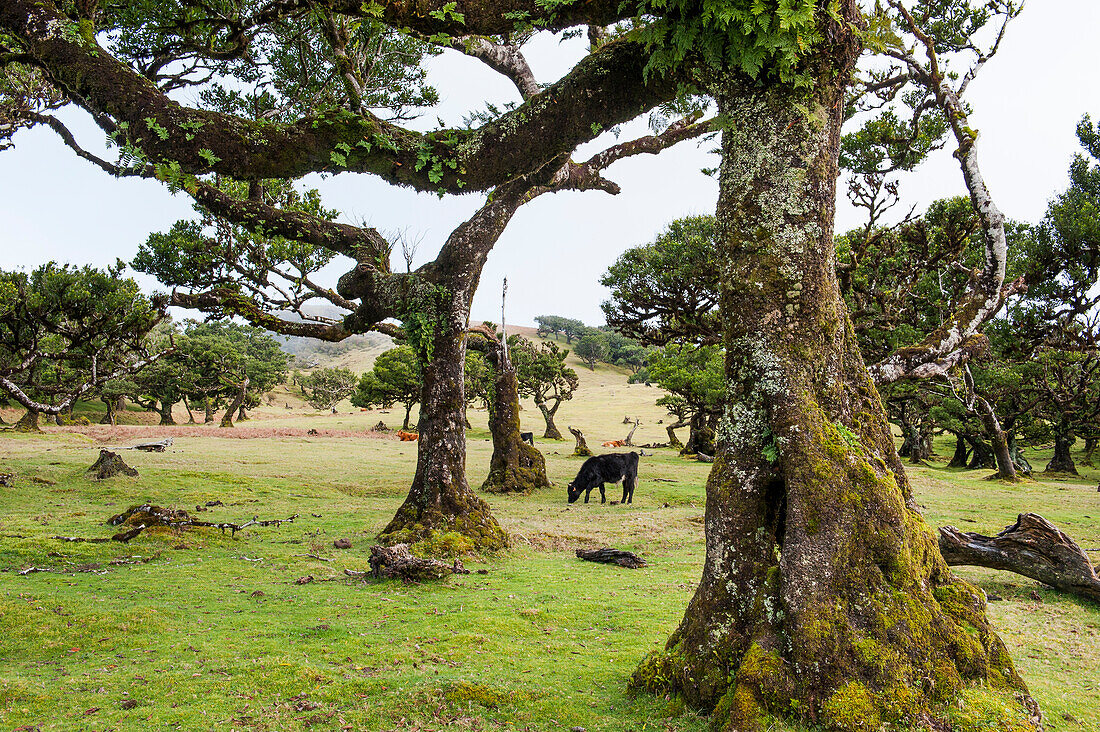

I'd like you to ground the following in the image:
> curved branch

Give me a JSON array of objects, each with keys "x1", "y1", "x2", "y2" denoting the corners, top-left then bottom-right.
[{"x1": 2, "y1": 0, "x2": 674, "y2": 190}]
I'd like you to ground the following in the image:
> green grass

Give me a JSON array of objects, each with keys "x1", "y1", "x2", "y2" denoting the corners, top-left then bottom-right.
[{"x1": 1, "y1": 405, "x2": 1098, "y2": 730}]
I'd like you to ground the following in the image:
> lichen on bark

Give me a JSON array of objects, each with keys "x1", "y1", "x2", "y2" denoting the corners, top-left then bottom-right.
[{"x1": 630, "y1": 69, "x2": 1040, "y2": 732}]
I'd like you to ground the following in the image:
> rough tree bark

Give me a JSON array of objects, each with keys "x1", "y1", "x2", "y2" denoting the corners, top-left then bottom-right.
[
  {"x1": 569, "y1": 426, "x2": 592, "y2": 457},
  {"x1": 631, "y1": 70, "x2": 1038, "y2": 730},
  {"x1": 158, "y1": 400, "x2": 177, "y2": 426},
  {"x1": 13, "y1": 409, "x2": 40, "y2": 433},
  {"x1": 1045, "y1": 421, "x2": 1078, "y2": 475},
  {"x1": 537, "y1": 401, "x2": 564, "y2": 440},
  {"x1": 940, "y1": 513, "x2": 1100, "y2": 604},
  {"x1": 948, "y1": 434, "x2": 970, "y2": 468},
  {"x1": 477, "y1": 333, "x2": 550, "y2": 494}
]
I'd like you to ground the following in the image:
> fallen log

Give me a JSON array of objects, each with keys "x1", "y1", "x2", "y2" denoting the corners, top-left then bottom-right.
[
  {"x1": 368, "y1": 544, "x2": 469, "y2": 582},
  {"x1": 576, "y1": 547, "x2": 647, "y2": 569},
  {"x1": 939, "y1": 512, "x2": 1100, "y2": 604},
  {"x1": 132, "y1": 438, "x2": 173, "y2": 452}
]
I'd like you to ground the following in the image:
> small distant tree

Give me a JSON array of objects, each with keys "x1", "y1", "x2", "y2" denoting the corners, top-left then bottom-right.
[
  {"x1": 573, "y1": 333, "x2": 608, "y2": 371},
  {"x1": 647, "y1": 345, "x2": 724, "y2": 455},
  {"x1": 303, "y1": 367, "x2": 359, "y2": 411},
  {"x1": 186, "y1": 321, "x2": 289, "y2": 423},
  {"x1": 0, "y1": 262, "x2": 167, "y2": 431},
  {"x1": 352, "y1": 346, "x2": 421, "y2": 429},
  {"x1": 511, "y1": 338, "x2": 578, "y2": 440}
]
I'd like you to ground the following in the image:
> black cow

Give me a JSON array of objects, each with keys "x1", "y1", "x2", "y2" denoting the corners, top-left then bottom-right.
[
  {"x1": 567, "y1": 452, "x2": 639, "y2": 504},
  {"x1": 520, "y1": 431, "x2": 534, "y2": 446}
]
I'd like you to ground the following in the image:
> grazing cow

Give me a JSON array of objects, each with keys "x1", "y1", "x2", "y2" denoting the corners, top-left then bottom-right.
[
  {"x1": 567, "y1": 452, "x2": 639, "y2": 505},
  {"x1": 520, "y1": 431, "x2": 534, "y2": 446},
  {"x1": 397, "y1": 430, "x2": 419, "y2": 441}
]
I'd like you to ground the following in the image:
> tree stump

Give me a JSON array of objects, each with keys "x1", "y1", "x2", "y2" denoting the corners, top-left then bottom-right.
[
  {"x1": 87, "y1": 449, "x2": 138, "y2": 480},
  {"x1": 939, "y1": 512, "x2": 1100, "y2": 603},
  {"x1": 576, "y1": 547, "x2": 647, "y2": 569},
  {"x1": 568, "y1": 426, "x2": 592, "y2": 457},
  {"x1": 368, "y1": 544, "x2": 469, "y2": 582}
]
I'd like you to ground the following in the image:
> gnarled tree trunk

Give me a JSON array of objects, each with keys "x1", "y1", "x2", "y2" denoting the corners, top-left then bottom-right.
[
  {"x1": 948, "y1": 433, "x2": 969, "y2": 468},
  {"x1": 377, "y1": 186, "x2": 533, "y2": 553},
  {"x1": 965, "y1": 435, "x2": 997, "y2": 470},
  {"x1": 940, "y1": 513, "x2": 1100, "y2": 604},
  {"x1": 220, "y1": 377, "x2": 249, "y2": 428},
  {"x1": 100, "y1": 396, "x2": 117, "y2": 425},
  {"x1": 13, "y1": 409, "x2": 40, "y2": 432},
  {"x1": 665, "y1": 418, "x2": 687, "y2": 449},
  {"x1": 1045, "y1": 423, "x2": 1077, "y2": 474},
  {"x1": 1006, "y1": 432, "x2": 1032, "y2": 476},
  {"x1": 480, "y1": 342, "x2": 550, "y2": 494},
  {"x1": 158, "y1": 400, "x2": 176, "y2": 426},
  {"x1": 631, "y1": 75, "x2": 1037, "y2": 730},
  {"x1": 537, "y1": 400, "x2": 564, "y2": 440}
]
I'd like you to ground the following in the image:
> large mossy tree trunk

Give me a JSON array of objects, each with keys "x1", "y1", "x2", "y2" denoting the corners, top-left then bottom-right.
[
  {"x1": 481, "y1": 344, "x2": 550, "y2": 494},
  {"x1": 536, "y1": 400, "x2": 563, "y2": 440},
  {"x1": 13, "y1": 409, "x2": 40, "y2": 432},
  {"x1": 631, "y1": 75, "x2": 1038, "y2": 731},
  {"x1": 377, "y1": 186, "x2": 530, "y2": 553},
  {"x1": 379, "y1": 302, "x2": 508, "y2": 552}
]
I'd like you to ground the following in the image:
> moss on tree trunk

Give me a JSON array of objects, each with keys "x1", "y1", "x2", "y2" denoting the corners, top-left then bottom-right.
[
  {"x1": 378, "y1": 307, "x2": 508, "y2": 554},
  {"x1": 13, "y1": 409, "x2": 40, "y2": 432},
  {"x1": 631, "y1": 79, "x2": 1039, "y2": 731},
  {"x1": 481, "y1": 345, "x2": 550, "y2": 494}
]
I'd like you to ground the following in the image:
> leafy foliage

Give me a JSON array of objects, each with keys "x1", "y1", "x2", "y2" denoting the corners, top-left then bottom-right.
[
  {"x1": 351, "y1": 345, "x2": 422, "y2": 428},
  {"x1": 0, "y1": 261, "x2": 165, "y2": 413},
  {"x1": 302, "y1": 366, "x2": 359, "y2": 410}
]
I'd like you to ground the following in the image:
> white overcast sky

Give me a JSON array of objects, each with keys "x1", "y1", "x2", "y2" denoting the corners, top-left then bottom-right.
[{"x1": 1, "y1": 1, "x2": 1098, "y2": 329}]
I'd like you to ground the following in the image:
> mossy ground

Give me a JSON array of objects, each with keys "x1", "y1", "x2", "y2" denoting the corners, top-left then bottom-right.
[{"x1": 0, "y1": 368, "x2": 1097, "y2": 731}]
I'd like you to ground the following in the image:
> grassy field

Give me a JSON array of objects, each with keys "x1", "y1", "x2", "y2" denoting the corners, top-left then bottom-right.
[{"x1": 1, "y1": 360, "x2": 1098, "y2": 731}]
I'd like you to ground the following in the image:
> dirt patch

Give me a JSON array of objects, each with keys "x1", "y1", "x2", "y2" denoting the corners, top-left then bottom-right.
[{"x1": 50, "y1": 425, "x2": 392, "y2": 441}]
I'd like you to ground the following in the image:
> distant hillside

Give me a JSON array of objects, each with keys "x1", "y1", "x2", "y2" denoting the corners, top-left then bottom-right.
[{"x1": 274, "y1": 304, "x2": 395, "y2": 372}]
